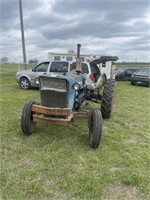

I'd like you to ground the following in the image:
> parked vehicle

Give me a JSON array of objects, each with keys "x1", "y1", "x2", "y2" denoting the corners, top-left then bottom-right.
[
  {"x1": 16, "y1": 56, "x2": 117, "y2": 90},
  {"x1": 16, "y1": 61, "x2": 66, "y2": 89},
  {"x1": 115, "y1": 68, "x2": 139, "y2": 81},
  {"x1": 131, "y1": 67, "x2": 150, "y2": 87},
  {"x1": 21, "y1": 44, "x2": 118, "y2": 149}
]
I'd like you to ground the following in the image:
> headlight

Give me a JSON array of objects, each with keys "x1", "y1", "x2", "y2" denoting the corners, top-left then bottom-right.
[
  {"x1": 73, "y1": 83, "x2": 80, "y2": 91},
  {"x1": 35, "y1": 78, "x2": 39, "y2": 85}
]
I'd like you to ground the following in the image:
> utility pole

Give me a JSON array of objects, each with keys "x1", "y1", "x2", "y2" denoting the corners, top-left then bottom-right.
[{"x1": 18, "y1": 0, "x2": 27, "y2": 69}]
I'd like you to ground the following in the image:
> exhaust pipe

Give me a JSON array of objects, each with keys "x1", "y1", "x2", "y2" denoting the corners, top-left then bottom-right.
[
  {"x1": 76, "y1": 44, "x2": 82, "y2": 75},
  {"x1": 77, "y1": 43, "x2": 81, "y2": 58}
]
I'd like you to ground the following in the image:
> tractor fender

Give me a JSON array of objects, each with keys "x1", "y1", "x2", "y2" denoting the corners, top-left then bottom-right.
[{"x1": 95, "y1": 73, "x2": 107, "y2": 89}]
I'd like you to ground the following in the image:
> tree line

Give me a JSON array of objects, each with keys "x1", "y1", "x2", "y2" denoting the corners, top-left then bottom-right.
[{"x1": 1, "y1": 57, "x2": 39, "y2": 64}]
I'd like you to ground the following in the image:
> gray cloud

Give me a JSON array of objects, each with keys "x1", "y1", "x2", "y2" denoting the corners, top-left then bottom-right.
[{"x1": 0, "y1": 0, "x2": 149, "y2": 62}]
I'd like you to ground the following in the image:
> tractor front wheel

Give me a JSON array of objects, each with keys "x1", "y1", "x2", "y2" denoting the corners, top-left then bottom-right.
[
  {"x1": 101, "y1": 79, "x2": 116, "y2": 119},
  {"x1": 21, "y1": 101, "x2": 37, "y2": 135},
  {"x1": 88, "y1": 110, "x2": 103, "y2": 149}
]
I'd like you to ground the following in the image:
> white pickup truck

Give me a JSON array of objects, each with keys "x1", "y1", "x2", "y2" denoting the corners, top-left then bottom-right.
[{"x1": 16, "y1": 56, "x2": 118, "y2": 89}]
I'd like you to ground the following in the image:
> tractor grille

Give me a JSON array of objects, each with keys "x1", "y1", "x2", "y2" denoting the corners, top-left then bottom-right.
[{"x1": 40, "y1": 77, "x2": 68, "y2": 108}]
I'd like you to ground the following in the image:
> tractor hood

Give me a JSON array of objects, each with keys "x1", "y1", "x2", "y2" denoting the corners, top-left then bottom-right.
[
  {"x1": 40, "y1": 72, "x2": 85, "y2": 88},
  {"x1": 39, "y1": 72, "x2": 86, "y2": 90},
  {"x1": 39, "y1": 72, "x2": 86, "y2": 109},
  {"x1": 90, "y1": 56, "x2": 119, "y2": 65}
]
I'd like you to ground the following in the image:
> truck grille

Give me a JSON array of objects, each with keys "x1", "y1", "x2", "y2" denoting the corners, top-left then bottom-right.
[
  {"x1": 40, "y1": 77, "x2": 68, "y2": 108},
  {"x1": 133, "y1": 75, "x2": 149, "y2": 80}
]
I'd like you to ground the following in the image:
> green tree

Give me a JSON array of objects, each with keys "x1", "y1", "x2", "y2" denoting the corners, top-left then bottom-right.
[{"x1": 1, "y1": 57, "x2": 9, "y2": 63}]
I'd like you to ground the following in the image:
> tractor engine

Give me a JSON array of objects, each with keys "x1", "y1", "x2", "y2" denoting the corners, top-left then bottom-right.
[{"x1": 39, "y1": 73, "x2": 86, "y2": 110}]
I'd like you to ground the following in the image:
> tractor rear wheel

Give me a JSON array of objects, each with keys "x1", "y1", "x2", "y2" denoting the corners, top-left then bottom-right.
[
  {"x1": 21, "y1": 101, "x2": 36, "y2": 135},
  {"x1": 101, "y1": 79, "x2": 116, "y2": 119},
  {"x1": 88, "y1": 110, "x2": 103, "y2": 149}
]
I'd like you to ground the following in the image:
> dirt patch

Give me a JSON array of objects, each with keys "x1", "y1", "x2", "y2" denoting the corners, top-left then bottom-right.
[
  {"x1": 125, "y1": 136, "x2": 139, "y2": 144},
  {"x1": 102, "y1": 184, "x2": 139, "y2": 200},
  {"x1": 109, "y1": 166, "x2": 126, "y2": 173}
]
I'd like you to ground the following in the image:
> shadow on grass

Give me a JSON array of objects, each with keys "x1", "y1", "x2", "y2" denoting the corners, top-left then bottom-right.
[{"x1": 18, "y1": 118, "x2": 90, "y2": 151}]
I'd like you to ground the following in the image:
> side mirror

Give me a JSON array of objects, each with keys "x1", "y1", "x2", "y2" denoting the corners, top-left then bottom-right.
[{"x1": 32, "y1": 68, "x2": 36, "y2": 72}]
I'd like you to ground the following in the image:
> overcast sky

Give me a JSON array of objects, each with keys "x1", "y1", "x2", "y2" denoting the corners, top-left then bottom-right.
[{"x1": 0, "y1": 0, "x2": 149, "y2": 63}]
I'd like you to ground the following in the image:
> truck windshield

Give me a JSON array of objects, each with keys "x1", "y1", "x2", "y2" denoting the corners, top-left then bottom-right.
[
  {"x1": 139, "y1": 67, "x2": 150, "y2": 73},
  {"x1": 70, "y1": 62, "x2": 89, "y2": 74}
]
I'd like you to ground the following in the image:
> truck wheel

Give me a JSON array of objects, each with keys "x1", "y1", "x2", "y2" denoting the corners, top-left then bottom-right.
[
  {"x1": 131, "y1": 80, "x2": 135, "y2": 85},
  {"x1": 101, "y1": 79, "x2": 116, "y2": 119},
  {"x1": 88, "y1": 110, "x2": 103, "y2": 149},
  {"x1": 118, "y1": 76, "x2": 123, "y2": 81},
  {"x1": 21, "y1": 101, "x2": 36, "y2": 135},
  {"x1": 20, "y1": 77, "x2": 30, "y2": 89}
]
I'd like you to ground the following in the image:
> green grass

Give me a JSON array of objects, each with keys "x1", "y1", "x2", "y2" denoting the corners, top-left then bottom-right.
[
  {"x1": 0, "y1": 64, "x2": 150, "y2": 200},
  {"x1": 116, "y1": 62, "x2": 150, "y2": 69}
]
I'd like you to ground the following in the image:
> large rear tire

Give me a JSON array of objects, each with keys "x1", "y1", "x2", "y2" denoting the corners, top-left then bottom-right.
[
  {"x1": 21, "y1": 101, "x2": 36, "y2": 135},
  {"x1": 88, "y1": 110, "x2": 103, "y2": 149},
  {"x1": 101, "y1": 79, "x2": 116, "y2": 119}
]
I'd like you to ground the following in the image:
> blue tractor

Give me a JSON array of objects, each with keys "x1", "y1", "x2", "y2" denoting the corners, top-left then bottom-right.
[{"x1": 21, "y1": 44, "x2": 118, "y2": 148}]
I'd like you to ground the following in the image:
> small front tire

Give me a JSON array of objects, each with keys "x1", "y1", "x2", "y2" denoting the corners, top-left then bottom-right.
[
  {"x1": 88, "y1": 110, "x2": 103, "y2": 149},
  {"x1": 21, "y1": 101, "x2": 36, "y2": 135}
]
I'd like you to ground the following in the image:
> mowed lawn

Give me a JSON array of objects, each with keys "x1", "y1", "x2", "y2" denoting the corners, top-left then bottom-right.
[{"x1": 0, "y1": 64, "x2": 150, "y2": 200}]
